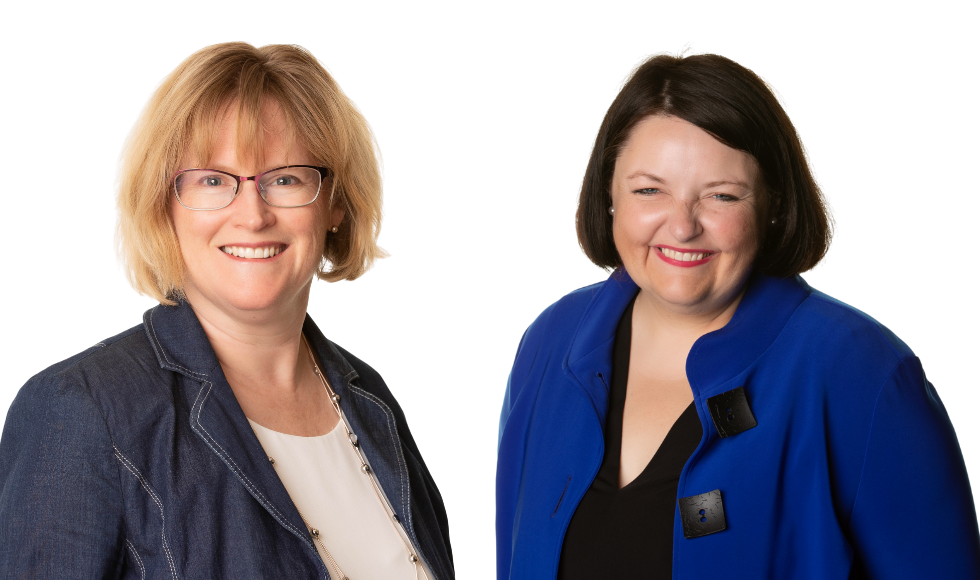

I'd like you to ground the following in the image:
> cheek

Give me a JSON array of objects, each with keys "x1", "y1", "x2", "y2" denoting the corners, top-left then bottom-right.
[
  {"x1": 295, "y1": 209, "x2": 327, "y2": 261},
  {"x1": 169, "y1": 208, "x2": 191, "y2": 249},
  {"x1": 173, "y1": 214, "x2": 202, "y2": 242},
  {"x1": 613, "y1": 205, "x2": 663, "y2": 252},
  {"x1": 170, "y1": 207, "x2": 222, "y2": 257},
  {"x1": 705, "y1": 208, "x2": 759, "y2": 256}
]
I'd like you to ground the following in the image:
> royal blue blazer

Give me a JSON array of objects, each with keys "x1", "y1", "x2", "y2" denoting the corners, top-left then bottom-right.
[{"x1": 496, "y1": 270, "x2": 980, "y2": 579}]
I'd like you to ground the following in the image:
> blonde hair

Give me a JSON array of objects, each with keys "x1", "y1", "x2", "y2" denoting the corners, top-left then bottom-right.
[{"x1": 118, "y1": 42, "x2": 385, "y2": 305}]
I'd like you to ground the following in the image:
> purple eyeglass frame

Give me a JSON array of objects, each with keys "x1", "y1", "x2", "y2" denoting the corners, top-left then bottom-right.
[{"x1": 172, "y1": 165, "x2": 332, "y2": 210}]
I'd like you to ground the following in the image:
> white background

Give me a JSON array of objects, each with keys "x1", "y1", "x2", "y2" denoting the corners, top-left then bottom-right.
[{"x1": 1, "y1": 1, "x2": 978, "y2": 577}]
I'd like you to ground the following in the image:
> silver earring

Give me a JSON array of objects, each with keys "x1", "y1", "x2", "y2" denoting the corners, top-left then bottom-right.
[
  {"x1": 331, "y1": 226, "x2": 339, "y2": 233},
  {"x1": 608, "y1": 206, "x2": 615, "y2": 215},
  {"x1": 770, "y1": 218, "x2": 777, "y2": 225}
]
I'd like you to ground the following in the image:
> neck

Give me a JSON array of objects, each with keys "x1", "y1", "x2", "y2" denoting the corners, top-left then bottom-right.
[
  {"x1": 633, "y1": 285, "x2": 747, "y2": 347},
  {"x1": 183, "y1": 285, "x2": 313, "y2": 397}
]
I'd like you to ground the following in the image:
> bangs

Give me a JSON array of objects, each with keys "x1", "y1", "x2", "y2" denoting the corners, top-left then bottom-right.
[{"x1": 183, "y1": 73, "x2": 302, "y2": 173}]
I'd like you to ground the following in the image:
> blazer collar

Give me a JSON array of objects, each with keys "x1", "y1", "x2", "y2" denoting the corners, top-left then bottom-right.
[
  {"x1": 685, "y1": 273, "x2": 809, "y2": 396},
  {"x1": 142, "y1": 300, "x2": 359, "y2": 564},
  {"x1": 143, "y1": 299, "x2": 222, "y2": 379},
  {"x1": 564, "y1": 270, "x2": 640, "y2": 424},
  {"x1": 142, "y1": 299, "x2": 358, "y2": 386},
  {"x1": 566, "y1": 269, "x2": 811, "y2": 405}
]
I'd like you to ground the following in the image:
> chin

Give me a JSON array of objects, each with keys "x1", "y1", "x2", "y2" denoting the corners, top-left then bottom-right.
[
  {"x1": 210, "y1": 280, "x2": 294, "y2": 312},
  {"x1": 221, "y1": 293, "x2": 285, "y2": 313},
  {"x1": 658, "y1": 288, "x2": 714, "y2": 310},
  {"x1": 648, "y1": 275, "x2": 711, "y2": 305}
]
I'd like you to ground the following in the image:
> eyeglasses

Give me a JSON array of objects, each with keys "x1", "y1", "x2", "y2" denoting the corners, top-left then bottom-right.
[{"x1": 172, "y1": 165, "x2": 331, "y2": 210}]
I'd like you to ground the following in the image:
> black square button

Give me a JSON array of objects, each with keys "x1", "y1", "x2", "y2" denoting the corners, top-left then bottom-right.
[
  {"x1": 678, "y1": 489, "x2": 727, "y2": 539},
  {"x1": 707, "y1": 386, "x2": 757, "y2": 438}
]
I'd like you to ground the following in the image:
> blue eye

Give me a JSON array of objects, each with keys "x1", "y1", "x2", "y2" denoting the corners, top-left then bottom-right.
[{"x1": 634, "y1": 188, "x2": 661, "y2": 195}]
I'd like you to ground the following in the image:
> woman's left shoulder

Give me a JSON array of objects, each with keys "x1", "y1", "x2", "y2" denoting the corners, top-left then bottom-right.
[
  {"x1": 792, "y1": 280, "x2": 914, "y2": 361},
  {"x1": 331, "y1": 342, "x2": 393, "y2": 399}
]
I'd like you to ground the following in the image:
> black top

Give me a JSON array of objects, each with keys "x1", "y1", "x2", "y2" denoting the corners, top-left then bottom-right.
[{"x1": 558, "y1": 296, "x2": 703, "y2": 580}]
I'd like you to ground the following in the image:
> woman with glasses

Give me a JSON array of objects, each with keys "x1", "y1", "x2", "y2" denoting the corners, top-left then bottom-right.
[{"x1": 0, "y1": 42, "x2": 453, "y2": 580}]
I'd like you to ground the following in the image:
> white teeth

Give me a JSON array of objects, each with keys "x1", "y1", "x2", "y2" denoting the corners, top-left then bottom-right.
[
  {"x1": 661, "y1": 248, "x2": 709, "y2": 262},
  {"x1": 221, "y1": 245, "x2": 281, "y2": 259}
]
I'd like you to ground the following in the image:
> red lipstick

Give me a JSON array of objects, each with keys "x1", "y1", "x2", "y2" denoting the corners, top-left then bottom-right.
[{"x1": 655, "y1": 245, "x2": 714, "y2": 268}]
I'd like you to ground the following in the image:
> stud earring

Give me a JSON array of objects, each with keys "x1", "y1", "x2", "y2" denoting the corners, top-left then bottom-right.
[
  {"x1": 331, "y1": 226, "x2": 339, "y2": 233},
  {"x1": 770, "y1": 218, "x2": 777, "y2": 225},
  {"x1": 608, "y1": 206, "x2": 615, "y2": 215}
]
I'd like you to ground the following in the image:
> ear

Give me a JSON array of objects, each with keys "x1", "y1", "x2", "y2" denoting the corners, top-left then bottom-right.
[
  {"x1": 762, "y1": 186, "x2": 779, "y2": 224},
  {"x1": 329, "y1": 205, "x2": 346, "y2": 230},
  {"x1": 323, "y1": 175, "x2": 346, "y2": 230}
]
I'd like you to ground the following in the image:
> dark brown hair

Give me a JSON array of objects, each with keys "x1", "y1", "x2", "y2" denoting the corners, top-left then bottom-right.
[{"x1": 576, "y1": 53, "x2": 832, "y2": 277}]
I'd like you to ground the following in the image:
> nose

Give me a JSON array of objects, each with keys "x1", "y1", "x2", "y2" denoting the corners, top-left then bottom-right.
[
  {"x1": 230, "y1": 180, "x2": 275, "y2": 230},
  {"x1": 667, "y1": 200, "x2": 702, "y2": 241}
]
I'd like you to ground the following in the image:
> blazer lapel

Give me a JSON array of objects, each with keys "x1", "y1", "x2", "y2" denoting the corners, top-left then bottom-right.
[
  {"x1": 143, "y1": 302, "x2": 313, "y2": 550},
  {"x1": 565, "y1": 270, "x2": 639, "y2": 429}
]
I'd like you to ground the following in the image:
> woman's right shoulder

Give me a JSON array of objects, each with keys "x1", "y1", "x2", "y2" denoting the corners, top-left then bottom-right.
[
  {"x1": 0, "y1": 324, "x2": 161, "y2": 572},
  {"x1": 506, "y1": 280, "x2": 608, "y2": 395},
  {"x1": 8, "y1": 321, "x2": 169, "y2": 423},
  {"x1": 516, "y1": 281, "x2": 605, "y2": 355}
]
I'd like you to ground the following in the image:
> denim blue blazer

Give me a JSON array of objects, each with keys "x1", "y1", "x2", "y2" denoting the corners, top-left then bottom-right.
[
  {"x1": 497, "y1": 270, "x2": 980, "y2": 579},
  {"x1": 0, "y1": 300, "x2": 453, "y2": 579}
]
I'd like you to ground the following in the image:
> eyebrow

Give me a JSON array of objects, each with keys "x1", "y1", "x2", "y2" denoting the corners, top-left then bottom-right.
[
  {"x1": 625, "y1": 171, "x2": 667, "y2": 182},
  {"x1": 704, "y1": 179, "x2": 753, "y2": 189},
  {"x1": 625, "y1": 172, "x2": 752, "y2": 190}
]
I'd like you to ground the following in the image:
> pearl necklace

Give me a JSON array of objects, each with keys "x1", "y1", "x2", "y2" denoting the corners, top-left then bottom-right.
[{"x1": 262, "y1": 336, "x2": 430, "y2": 580}]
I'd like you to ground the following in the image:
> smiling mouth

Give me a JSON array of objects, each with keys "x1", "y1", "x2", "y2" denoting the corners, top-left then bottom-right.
[
  {"x1": 221, "y1": 245, "x2": 286, "y2": 259},
  {"x1": 658, "y1": 247, "x2": 714, "y2": 262}
]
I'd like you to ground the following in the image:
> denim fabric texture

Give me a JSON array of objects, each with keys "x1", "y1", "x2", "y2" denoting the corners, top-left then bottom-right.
[
  {"x1": 497, "y1": 270, "x2": 980, "y2": 579},
  {"x1": 0, "y1": 300, "x2": 453, "y2": 579}
]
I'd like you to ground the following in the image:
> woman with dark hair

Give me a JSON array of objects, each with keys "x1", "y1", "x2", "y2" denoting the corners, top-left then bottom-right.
[
  {"x1": 0, "y1": 43, "x2": 452, "y2": 579},
  {"x1": 496, "y1": 54, "x2": 980, "y2": 579}
]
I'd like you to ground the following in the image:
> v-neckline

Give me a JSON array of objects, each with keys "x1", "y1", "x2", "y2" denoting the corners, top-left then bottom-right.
[
  {"x1": 618, "y1": 402, "x2": 698, "y2": 491},
  {"x1": 606, "y1": 294, "x2": 703, "y2": 492}
]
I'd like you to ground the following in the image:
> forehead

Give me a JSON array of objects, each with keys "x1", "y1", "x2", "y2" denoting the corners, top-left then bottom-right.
[
  {"x1": 617, "y1": 115, "x2": 759, "y2": 183},
  {"x1": 184, "y1": 99, "x2": 307, "y2": 170}
]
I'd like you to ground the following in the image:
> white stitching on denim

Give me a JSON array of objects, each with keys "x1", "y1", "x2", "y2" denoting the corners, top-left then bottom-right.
[
  {"x1": 113, "y1": 447, "x2": 178, "y2": 580},
  {"x1": 125, "y1": 539, "x2": 146, "y2": 580},
  {"x1": 190, "y1": 380, "x2": 307, "y2": 541},
  {"x1": 145, "y1": 308, "x2": 209, "y2": 378},
  {"x1": 346, "y1": 382, "x2": 415, "y2": 543}
]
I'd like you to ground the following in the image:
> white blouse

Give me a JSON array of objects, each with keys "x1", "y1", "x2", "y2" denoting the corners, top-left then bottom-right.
[{"x1": 249, "y1": 418, "x2": 432, "y2": 579}]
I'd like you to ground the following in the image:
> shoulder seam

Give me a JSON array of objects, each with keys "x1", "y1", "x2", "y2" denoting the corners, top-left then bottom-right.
[
  {"x1": 36, "y1": 327, "x2": 145, "y2": 380},
  {"x1": 801, "y1": 292, "x2": 908, "y2": 360}
]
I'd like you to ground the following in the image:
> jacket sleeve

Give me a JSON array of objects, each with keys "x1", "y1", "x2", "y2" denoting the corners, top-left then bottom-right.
[
  {"x1": 496, "y1": 327, "x2": 535, "y2": 580},
  {"x1": 0, "y1": 373, "x2": 126, "y2": 577},
  {"x1": 498, "y1": 329, "x2": 529, "y2": 447},
  {"x1": 846, "y1": 356, "x2": 980, "y2": 577}
]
